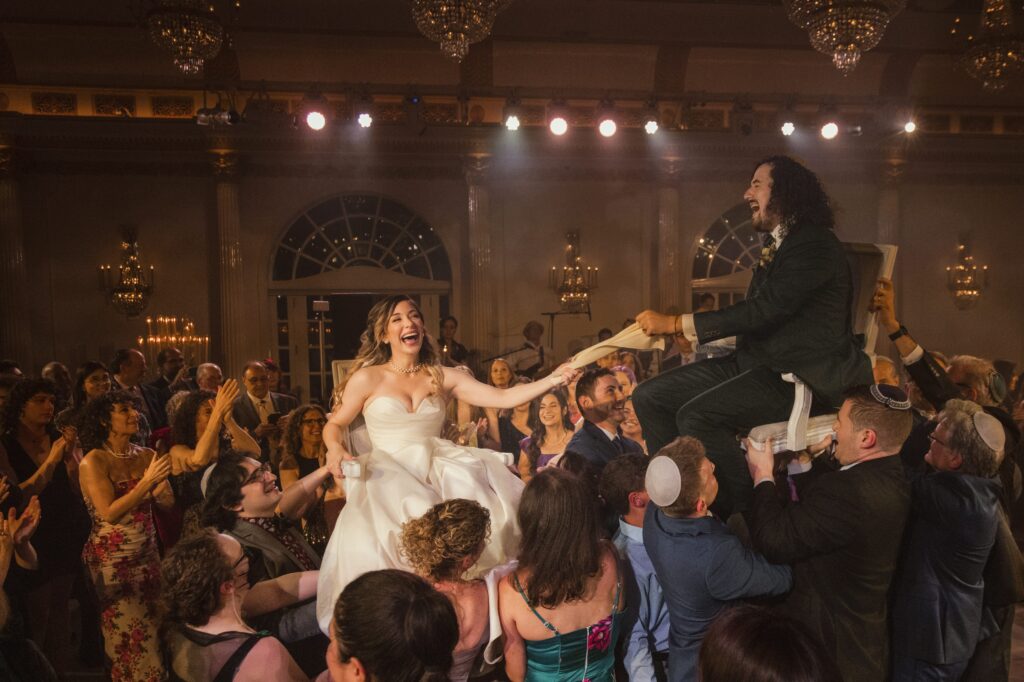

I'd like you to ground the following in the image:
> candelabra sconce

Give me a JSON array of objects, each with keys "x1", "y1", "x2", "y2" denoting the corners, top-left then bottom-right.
[
  {"x1": 548, "y1": 232, "x2": 598, "y2": 314},
  {"x1": 98, "y1": 226, "x2": 155, "y2": 318},
  {"x1": 945, "y1": 239, "x2": 989, "y2": 310}
]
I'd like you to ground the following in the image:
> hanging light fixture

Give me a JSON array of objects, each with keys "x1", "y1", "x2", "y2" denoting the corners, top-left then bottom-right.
[
  {"x1": 783, "y1": 0, "x2": 906, "y2": 74},
  {"x1": 548, "y1": 232, "x2": 598, "y2": 314},
  {"x1": 98, "y1": 227, "x2": 156, "y2": 319},
  {"x1": 945, "y1": 239, "x2": 990, "y2": 310},
  {"x1": 146, "y1": 0, "x2": 224, "y2": 75},
  {"x1": 958, "y1": 0, "x2": 1024, "y2": 91},
  {"x1": 409, "y1": 0, "x2": 511, "y2": 62}
]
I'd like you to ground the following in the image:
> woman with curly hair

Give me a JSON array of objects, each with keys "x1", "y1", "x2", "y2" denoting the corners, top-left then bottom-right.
[
  {"x1": 317, "y1": 295, "x2": 579, "y2": 633},
  {"x1": 325, "y1": 569, "x2": 459, "y2": 682},
  {"x1": 518, "y1": 389, "x2": 575, "y2": 482},
  {"x1": 498, "y1": 468, "x2": 624, "y2": 682},
  {"x1": 278, "y1": 404, "x2": 344, "y2": 553},
  {"x1": 400, "y1": 499, "x2": 492, "y2": 682},
  {"x1": 78, "y1": 390, "x2": 175, "y2": 682},
  {"x1": 160, "y1": 529, "x2": 314, "y2": 682},
  {"x1": 166, "y1": 380, "x2": 258, "y2": 543},
  {"x1": 0, "y1": 378, "x2": 90, "y2": 676}
]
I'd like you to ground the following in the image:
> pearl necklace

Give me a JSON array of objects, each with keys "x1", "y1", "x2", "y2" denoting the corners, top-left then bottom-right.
[{"x1": 390, "y1": 362, "x2": 423, "y2": 375}]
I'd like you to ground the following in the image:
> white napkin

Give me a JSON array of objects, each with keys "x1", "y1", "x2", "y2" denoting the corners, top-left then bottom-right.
[{"x1": 570, "y1": 323, "x2": 666, "y2": 369}]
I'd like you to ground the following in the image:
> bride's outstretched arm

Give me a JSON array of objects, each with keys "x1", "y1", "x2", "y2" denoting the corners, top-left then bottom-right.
[
  {"x1": 446, "y1": 363, "x2": 580, "y2": 410},
  {"x1": 323, "y1": 369, "x2": 374, "y2": 473}
]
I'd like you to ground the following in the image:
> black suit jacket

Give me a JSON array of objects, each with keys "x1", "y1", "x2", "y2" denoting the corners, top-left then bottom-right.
[
  {"x1": 747, "y1": 455, "x2": 910, "y2": 682},
  {"x1": 694, "y1": 223, "x2": 871, "y2": 409},
  {"x1": 892, "y1": 471, "x2": 1001, "y2": 664},
  {"x1": 566, "y1": 420, "x2": 644, "y2": 474},
  {"x1": 232, "y1": 392, "x2": 299, "y2": 461},
  {"x1": 113, "y1": 377, "x2": 167, "y2": 430}
]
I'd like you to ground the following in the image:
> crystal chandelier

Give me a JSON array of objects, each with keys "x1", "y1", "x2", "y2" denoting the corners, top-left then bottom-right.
[
  {"x1": 410, "y1": 0, "x2": 511, "y2": 62},
  {"x1": 958, "y1": 0, "x2": 1024, "y2": 91},
  {"x1": 98, "y1": 227, "x2": 155, "y2": 319},
  {"x1": 783, "y1": 0, "x2": 906, "y2": 74},
  {"x1": 945, "y1": 241, "x2": 989, "y2": 310},
  {"x1": 548, "y1": 232, "x2": 598, "y2": 314},
  {"x1": 146, "y1": 0, "x2": 224, "y2": 75}
]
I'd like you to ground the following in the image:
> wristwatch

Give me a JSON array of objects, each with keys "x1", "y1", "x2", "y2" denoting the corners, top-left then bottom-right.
[{"x1": 888, "y1": 325, "x2": 909, "y2": 341}]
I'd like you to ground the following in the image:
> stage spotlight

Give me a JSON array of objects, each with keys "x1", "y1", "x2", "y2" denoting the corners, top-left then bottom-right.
[
  {"x1": 306, "y1": 110, "x2": 326, "y2": 131},
  {"x1": 643, "y1": 101, "x2": 659, "y2": 135},
  {"x1": 357, "y1": 113, "x2": 373, "y2": 128},
  {"x1": 820, "y1": 122, "x2": 839, "y2": 139},
  {"x1": 596, "y1": 100, "x2": 617, "y2": 137},
  {"x1": 547, "y1": 101, "x2": 570, "y2": 136},
  {"x1": 354, "y1": 95, "x2": 373, "y2": 128},
  {"x1": 503, "y1": 97, "x2": 523, "y2": 131},
  {"x1": 780, "y1": 121, "x2": 796, "y2": 136},
  {"x1": 903, "y1": 120, "x2": 917, "y2": 133},
  {"x1": 505, "y1": 114, "x2": 521, "y2": 131}
]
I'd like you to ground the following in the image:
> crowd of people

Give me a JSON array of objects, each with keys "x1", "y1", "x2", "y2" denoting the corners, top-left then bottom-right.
[{"x1": 1, "y1": 155, "x2": 1023, "y2": 682}]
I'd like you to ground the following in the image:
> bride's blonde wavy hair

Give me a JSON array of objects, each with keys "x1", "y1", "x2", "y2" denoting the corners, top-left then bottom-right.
[{"x1": 341, "y1": 295, "x2": 444, "y2": 395}]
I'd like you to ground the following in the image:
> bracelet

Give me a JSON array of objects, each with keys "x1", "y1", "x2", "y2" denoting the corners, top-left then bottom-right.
[
  {"x1": 888, "y1": 325, "x2": 909, "y2": 341},
  {"x1": 674, "y1": 315, "x2": 682, "y2": 335}
]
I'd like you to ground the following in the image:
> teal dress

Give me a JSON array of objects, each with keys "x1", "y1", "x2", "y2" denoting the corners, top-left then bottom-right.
[{"x1": 513, "y1": 573, "x2": 623, "y2": 682}]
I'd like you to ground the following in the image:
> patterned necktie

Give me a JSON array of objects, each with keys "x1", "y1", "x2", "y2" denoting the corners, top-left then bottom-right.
[
  {"x1": 257, "y1": 399, "x2": 269, "y2": 424},
  {"x1": 759, "y1": 233, "x2": 777, "y2": 268}
]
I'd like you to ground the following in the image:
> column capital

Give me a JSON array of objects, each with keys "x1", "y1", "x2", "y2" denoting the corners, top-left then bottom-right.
[
  {"x1": 210, "y1": 150, "x2": 240, "y2": 178},
  {"x1": 462, "y1": 154, "x2": 491, "y2": 185}
]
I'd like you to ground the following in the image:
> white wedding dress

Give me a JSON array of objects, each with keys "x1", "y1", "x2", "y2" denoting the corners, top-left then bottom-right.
[{"x1": 316, "y1": 394, "x2": 525, "y2": 632}]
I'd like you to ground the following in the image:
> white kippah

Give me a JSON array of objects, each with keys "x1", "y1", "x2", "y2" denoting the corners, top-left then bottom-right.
[
  {"x1": 973, "y1": 411, "x2": 1005, "y2": 454},
  {"x1": 646, "y1": 455, "x2": 683, "y2": 508},
  {"x1": 200, "y1": 461, "x2": 219, "y2": 499}
]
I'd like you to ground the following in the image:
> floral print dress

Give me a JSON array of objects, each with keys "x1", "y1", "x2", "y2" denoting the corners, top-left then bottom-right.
[
  {"x1": 513, "y1": 573, "x2": 623, "y2": 682},
  {"x1": 82, "y1": 478, "x2": 163, "y2": 682}
]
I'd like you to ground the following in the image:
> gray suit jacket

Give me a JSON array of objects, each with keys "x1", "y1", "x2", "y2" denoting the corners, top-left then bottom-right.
[
  {"x1": 232, "y1": 392, "x2": 299, "y2": 461},
  {"x1": 228, "y1": 517, "x2": 320, "y2": 585}
]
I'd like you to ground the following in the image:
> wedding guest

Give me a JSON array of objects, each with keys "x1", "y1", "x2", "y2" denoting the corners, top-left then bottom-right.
[
  {"x1": 278, "y1": 405, "x2": 345, "y2": 553},
  {"x1": 566, "y1": 368, "x2": 643, "y2": 475},
  {"x1": 400, "y1": 499, "x2": 491, "y2": 682},
  {"x1": 439, "y1": 315, "x2": 470, "y2": 367},
  {"x1": 488, "y1": 358, "x2": 514, "y2": 389},
  {"x1": 41, "y1": 362, "x2": 72, "y2": 413},
  {"x1": 71, "y1": 361, "x2": 113, "y2": 411},
  {"x1": 612, "y1": 364, "x2": 637, "y2": 397},
  {"x1": 499, "y1": 468, "x2": 624, "y2": 682},
  {"x1": 518, "y1": 389, "x2": 574, "y2": 482},
  {"x1": 699, "y1": 605, "x2": 842, "y2": 682},
  {"x1": 0, "y1": 378, "x2": 90, "y2": 675},
  {"x1": 196, "y1": 363, "x2": 224, "y2": 392},
  {"x1": 621, "y1": 397, "x2": 647, "y2": 454},
  {"x1": 79, "y1": 390, "x2": 175, "y2": 682},
  {"x1": 111, "y1": 348, "x2": 166, "y2": 430},
  {"x1": 232, "y1": 361, "x2": 299, "y2": 463},
  {"x1": 325, "y1": 569, "x2": 459, "y2": 682},
  {"x1": 161, "y1": 529, "x2": 314, "y2": 682},
  {"x1": 149, "y1": 348, "x2": 186, "y2": 410}
]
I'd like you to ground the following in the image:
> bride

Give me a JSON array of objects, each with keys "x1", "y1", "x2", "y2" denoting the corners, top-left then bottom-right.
[{"x1": 316, "y1": 295, "x2": 578, "y2": 631}]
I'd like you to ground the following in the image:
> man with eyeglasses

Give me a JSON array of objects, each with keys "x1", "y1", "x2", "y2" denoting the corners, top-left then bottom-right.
[{"x1": 232, "y1": 360, "x2": 299, "y2": 463}]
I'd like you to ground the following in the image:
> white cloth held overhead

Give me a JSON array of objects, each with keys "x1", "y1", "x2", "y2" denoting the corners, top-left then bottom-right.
[{"x1": 570, "y1": 323, "x2": 666, "y2": 369}]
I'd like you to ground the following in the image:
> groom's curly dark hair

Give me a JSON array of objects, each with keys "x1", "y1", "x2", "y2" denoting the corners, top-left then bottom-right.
[{"x1": 755, "y1": 155, "x2": 835, "y2": 232}]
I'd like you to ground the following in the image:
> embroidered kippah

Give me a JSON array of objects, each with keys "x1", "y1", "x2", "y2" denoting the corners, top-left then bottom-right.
[
  {"x1": 646, "y1": 455, "x2": 682, "y2": 508},
  {"x1": 869, "y1": 383, "x2": 911, "y2": 410},
  {"x1": 972, "y1": 411, "x2": 1005, "y2": 454}
]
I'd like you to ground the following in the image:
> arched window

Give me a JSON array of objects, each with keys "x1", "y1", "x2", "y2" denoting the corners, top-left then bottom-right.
[
  {"x1": 272, "y1": 194, "x2": 452, "y2": 282},
  {"x1": 691, "y1": 202, "x2": 759, "y2": 308}
]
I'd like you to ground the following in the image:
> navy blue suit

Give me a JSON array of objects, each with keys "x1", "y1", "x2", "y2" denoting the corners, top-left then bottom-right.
[
  {"x1": 566, "y1": 419, "x2": 644, "y2": 475},
  {"x1": 643, "y1": 506, "x2": 792, "y2": 682},
  {"x1": 891, "y1": 471, "x2": 1001, "y2": 680}
]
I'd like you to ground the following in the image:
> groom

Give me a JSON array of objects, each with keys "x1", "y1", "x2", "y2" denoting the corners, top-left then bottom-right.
[{"x1": 633, "y1": 155, "x2": 871, "y2": 518}]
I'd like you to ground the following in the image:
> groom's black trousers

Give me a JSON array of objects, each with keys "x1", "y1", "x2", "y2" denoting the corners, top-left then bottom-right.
[{"x1": 633, "y1": 355, "x2": 799, "y2": 518}]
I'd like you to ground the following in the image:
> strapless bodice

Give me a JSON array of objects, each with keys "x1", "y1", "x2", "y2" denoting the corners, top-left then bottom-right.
[{"x1": 362, "y1": 394, "x2": 446, "y2": 452}]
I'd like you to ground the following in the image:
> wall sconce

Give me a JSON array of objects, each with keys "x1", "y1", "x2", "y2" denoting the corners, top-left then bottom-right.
[
  {"x1": 946, "y1": 237, "x2": 989, "y2": 310},
  {"x1": 98, "y1": 226, "x2": 155, "y2": 318}
]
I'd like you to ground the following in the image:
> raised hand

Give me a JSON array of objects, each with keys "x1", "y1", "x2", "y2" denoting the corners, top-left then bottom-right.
[
  {"x1": 547, "y1": 363, "x2": 581, "y2": 388},
  {"x1": 0, "y1": 475, "x2": 9, "y2": 506},
  {"x1": 140, "y1": 453, "x2": 172, "y2": 489},
  {"x1": 9, "y1": 496, "x2": 42, "y2": 545},
  {"x1": 636, "y1": 310, "x2": 678, "y2": 336},
  {"x1": 213, "y1": 378, "x2": 241, "y2": 417},
  {"x1": 870, "y1": 277, "x2": 898, "y2": 331}
]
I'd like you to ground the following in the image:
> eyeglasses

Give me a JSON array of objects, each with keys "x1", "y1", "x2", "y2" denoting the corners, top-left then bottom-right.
[
  {"x1": 927, "y1": 432, "x2": 948, "y2": 448},
  {"x1": 242, "y1": 463, "x2": 271, "y2": 487},
  {"x1": 301, "y1": 417, "x2": 327, "y2": 426}
]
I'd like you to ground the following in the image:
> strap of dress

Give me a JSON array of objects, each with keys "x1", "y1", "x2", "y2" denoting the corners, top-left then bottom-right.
[
  {"x1": 611, "y1": 580, "x2": 622, "y2": 614},
  {"x1": 213, "y1": 630, "x2": 272, "y2": 682},
  {"x1": 512, "y1": 573, "x2": 559, "y2": 635}
]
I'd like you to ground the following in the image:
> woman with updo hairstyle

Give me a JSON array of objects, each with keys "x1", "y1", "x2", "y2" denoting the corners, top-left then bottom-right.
[
  {"x1": 401, "y1": 499, "x2": 491, "y2": 682},
  {"x1": 699, "y1": 604, "x2": 842, "y2": 682},
  {"x1": 326, "y1": 568, "x2": 459, "y2": 682},
  {"x1": 498, "y1": 467, "x2": 624, "y2": 682},
  {"x1": 160, "y1": 529, "x2": 312, "y2": 682}
]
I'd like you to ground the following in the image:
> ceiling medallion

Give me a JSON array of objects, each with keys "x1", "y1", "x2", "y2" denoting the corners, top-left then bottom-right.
[
  {"x1": 410, "y1": 0, "x2": 511, "y2": 62},
  {"x1": 146, "y1": 0, "x2": 224, "y2": 75},
  {"x1": 783, "y1": 0, "x2": 906, "y2": 74},
  {"x1": 958, "y1": 0, "x2": 1024, "y2": 91}
]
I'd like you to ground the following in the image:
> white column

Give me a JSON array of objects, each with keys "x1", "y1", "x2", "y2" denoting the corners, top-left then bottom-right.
[
  {"x1": 0, "y1": 147, "x2": 31, "y2": 364},
  {"x1": 212, "y1": 151, "x2": 246, "y2": 377},
  {"x1": 657, "y1": 159, "x2": 683, "y2": 312},
  {"x1": 464, "y1": 156, "x2": 497, "y2": 356}
]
